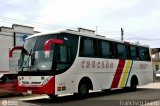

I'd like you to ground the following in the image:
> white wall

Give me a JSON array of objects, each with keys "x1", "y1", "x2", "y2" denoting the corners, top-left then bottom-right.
[
  {"x1": 0, "y1": 24, "x2": 37, "y2": 73},
  {"x1": 0, "y1": 34, "x2": 13, "y2": 72}
]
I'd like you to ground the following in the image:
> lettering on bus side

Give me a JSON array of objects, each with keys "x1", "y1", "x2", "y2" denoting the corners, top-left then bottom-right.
[
  {"x1": 81, "y1": 60, "x2": 114, "y2": 69},
  {"x1": 139, "y1": 64, "x2": 149, "y2": 70}
]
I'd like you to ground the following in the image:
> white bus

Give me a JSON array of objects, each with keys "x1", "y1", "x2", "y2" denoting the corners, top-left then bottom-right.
[{"x1": 9, "y1": 28, "x2": 153, "y2": 98}]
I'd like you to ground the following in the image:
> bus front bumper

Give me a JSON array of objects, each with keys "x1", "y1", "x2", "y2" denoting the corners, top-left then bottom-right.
[{"x1": 17, "y1": 77, "x2": 55, "y2": 95}]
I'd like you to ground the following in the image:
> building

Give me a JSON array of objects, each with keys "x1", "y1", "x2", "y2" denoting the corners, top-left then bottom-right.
[
  {"x1": 151, "y1": 48, "x2": 160, "y2": 82},
  {"x1": 152, "y1": 48, "x2": 160, "y2": 72},
  {"x1": 0, "y1": 24, "x2": 39, "y2": 73}
]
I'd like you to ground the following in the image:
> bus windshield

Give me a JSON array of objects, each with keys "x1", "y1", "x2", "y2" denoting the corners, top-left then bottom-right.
[
  {"x1": 19, "y1": 34, "x2": 57, "y2": 73},
  {"x1": 18, "y1": 33, "x2": 79, "y2": 75}
]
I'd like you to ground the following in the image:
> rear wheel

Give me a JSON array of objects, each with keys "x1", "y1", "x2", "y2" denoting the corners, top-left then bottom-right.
[
  {"x1": 130, "y1": 76, "x2": 138, "y2": 91},
  {"x1": 130, "y1": 82, "x2": 137, "y2": 91}
]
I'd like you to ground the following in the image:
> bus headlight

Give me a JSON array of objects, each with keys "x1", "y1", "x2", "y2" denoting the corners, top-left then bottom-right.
[
  {"x1": 42, "y1": 77, "x2": 52, "y2": 85},
  {"x1": 18, "y1": 76, "x2": 24, "y2": 81}
]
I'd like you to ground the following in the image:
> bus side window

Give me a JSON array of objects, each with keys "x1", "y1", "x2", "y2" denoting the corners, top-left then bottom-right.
[
  {"x1": 116, "y1": 43, "x2": 127, "y2": 59},
  {"x1": 110, "y1": 42, "x2": 115, "y2": 58},
  {"x1": 130, "y1": 46, "x2": 138, "y2": 60},
  {"x1": 57, "y1": 46, "x2": 71, "y2": 70},
  {"x1": 79, "y1": 37, "x2": 94, "y2": 57},
  {"x1": 79, "y1": 37, "x2": 84, "y2": 57},
  {"x1": 99, "y1": 40, "x2": 114, "y2": 59},
  {"x1": 93, "y1": 39, "x2": 99, "y2": 57},
  {"x1": 59, "y1": 46, "x2": 67, "y2": 62},
  {"x1": 138, "y1": 47, "x2": 151, "y2": 61},
  {"x1": 59, "y1": 46, "x2": 71, "y2": 63}
]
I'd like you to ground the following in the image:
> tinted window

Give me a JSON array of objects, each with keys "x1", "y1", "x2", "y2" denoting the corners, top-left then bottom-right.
[
  {"x1": 80, "y1": 37, "x2": 94, "y2": 57},
  {"x1": 56, "y1": 33, "x2": 79, "y2": 72},
  {"x1": 59, "y1": 33, "x2": 79, "y2": 62},
  {"x1": 100, "y1": 41, "x2": 114, "y2": 58},
  {"x1": 117, "y1": 44, "x2": 127, "y2": 59},
  {"x1": 130, "y1": 46, "x2": 137, "y2": 60},
  {"x1": 59, "y1": 46, "x2": 68, "y2": 62},
  {"x1": 84, "y1": 39, "x2": 94, "y2": 57},
  {"x1": 138, "y1": 47, "x2": 150, "y2": 61},
  {"x1": 56, "y1": 46, "x2": 71, "y2": 70}
]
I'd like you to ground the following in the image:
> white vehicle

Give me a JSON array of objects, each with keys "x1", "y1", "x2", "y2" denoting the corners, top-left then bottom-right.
[
  {"x1": 9, "y1": 28, "x2": 153, "y2": 98},
  {"x1": 156, "y1": 70, "x2": 160, "y2": 77}
]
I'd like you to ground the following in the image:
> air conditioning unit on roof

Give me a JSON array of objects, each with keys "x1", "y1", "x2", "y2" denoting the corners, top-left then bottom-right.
[{"x1": 78, "y1": 28, "x2": 95, "y2": 35}]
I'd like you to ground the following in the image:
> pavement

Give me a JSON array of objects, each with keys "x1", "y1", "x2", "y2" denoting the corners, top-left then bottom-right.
[
  {"x1": 138, "y1": 82, "x2": 160, "y2": 89},
  {"x1": 0, "y1": 82, "x2": 160, "y2": 106}
]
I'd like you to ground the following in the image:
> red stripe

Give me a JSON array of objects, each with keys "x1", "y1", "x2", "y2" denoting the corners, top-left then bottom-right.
[
  {"x1": 9, "y1": 46, "x2": 23, "y2": 58},
  {"x1": 111, "y1": 59, "x2": 125, "y2": 88}
]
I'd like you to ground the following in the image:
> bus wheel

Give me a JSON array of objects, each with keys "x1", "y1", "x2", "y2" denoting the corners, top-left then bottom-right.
[
  {"x1": 78, "y1": 83, "x2": 89, "y2": 98},
  {"x1": 130, "y1": 82, "x2": 137, "y2": 91},
  {"x1": 130, "y1": 76, "x2": 138, "y2": 91},
  {"x1": 48, "y1": 95, "x2": 58, "y2": 99}
]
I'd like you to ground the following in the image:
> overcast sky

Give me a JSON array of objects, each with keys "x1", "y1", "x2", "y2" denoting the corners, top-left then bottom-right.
[{"x1": 0, "y1": 0, "x2": 160, "y2": 48}]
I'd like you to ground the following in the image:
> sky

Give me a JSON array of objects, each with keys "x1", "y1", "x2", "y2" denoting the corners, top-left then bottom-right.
[{"x1": 0, "y1": 0, "x2": 160, "y2": 48}]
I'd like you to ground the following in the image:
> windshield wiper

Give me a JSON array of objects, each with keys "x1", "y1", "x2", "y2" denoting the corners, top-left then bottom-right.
[{"x1": 21, "y1": 49, "x2": 33, "y2": 71}]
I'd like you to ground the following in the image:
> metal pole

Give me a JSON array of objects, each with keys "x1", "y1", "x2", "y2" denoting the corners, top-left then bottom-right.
[{"x1": 121, "y1": 28, "x2": 124, "y2": 41}]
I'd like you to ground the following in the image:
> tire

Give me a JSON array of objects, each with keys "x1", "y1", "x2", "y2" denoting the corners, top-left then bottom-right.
[
  {"x1": 78, "y1": 83, "x2": 89, "y2": 98},
  {"x1": 48, "y1": 95, "x2": 58, "y2": 99},
  {"x1": 130, "y1": 81, "x2": 137, "y2": 91}
]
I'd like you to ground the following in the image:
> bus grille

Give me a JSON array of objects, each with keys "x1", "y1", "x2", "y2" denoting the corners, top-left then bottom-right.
[
  {"x1": 31, "y1": 82, "x2": 41, "y2": 84},
  {"x1": 22, "y1": 81, "x2": 29, "y2": 84}
]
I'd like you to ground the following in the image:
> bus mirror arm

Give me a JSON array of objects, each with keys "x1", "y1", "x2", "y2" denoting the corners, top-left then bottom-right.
[
  {"x1": 44, "y1": 39, "x2": 64, "y2": 57},
  {"x1": 9, "y1": 46, "x2": 23, "y2": 59}
]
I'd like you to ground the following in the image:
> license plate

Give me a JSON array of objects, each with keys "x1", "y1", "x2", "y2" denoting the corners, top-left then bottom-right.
[{"x1": 27, "y1": 90, "x2": 32, "y2": 94}]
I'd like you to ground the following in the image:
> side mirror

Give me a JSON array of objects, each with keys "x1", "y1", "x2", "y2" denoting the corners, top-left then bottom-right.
[
  {"x1": 44, "y1": 39, "x2": 63, "y2": 57},
  {"x1": 9, "y1": 46, "x2": 24, "y2": 59},
  {"x1": 9, "y1": 46, "x2": 24, "y2": 72}
]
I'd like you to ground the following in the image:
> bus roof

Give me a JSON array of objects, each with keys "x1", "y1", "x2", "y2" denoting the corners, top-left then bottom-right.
[{"x1": 27, "y1": 29, "x2": 149, "y2": 48}]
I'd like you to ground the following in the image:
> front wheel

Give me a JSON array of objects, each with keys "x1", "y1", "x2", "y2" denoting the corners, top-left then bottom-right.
[{"x1": 77, "y1": 83, "x2": 89, "y2": 98}]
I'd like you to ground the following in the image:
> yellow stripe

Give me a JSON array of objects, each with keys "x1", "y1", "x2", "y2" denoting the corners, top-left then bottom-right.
[{"x1": 119, "y1": 60, "x2": 131, "y2": 88}]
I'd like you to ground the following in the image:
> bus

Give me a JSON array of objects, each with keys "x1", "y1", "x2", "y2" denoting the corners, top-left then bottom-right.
[{"x1": 9, "y1": 28, "x2": 153, "y2": 98}]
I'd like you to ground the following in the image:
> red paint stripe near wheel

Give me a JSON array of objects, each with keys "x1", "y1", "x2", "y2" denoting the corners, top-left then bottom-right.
[{"x1": 111, "y1": 59, "x2": 125, "y2": 88}]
